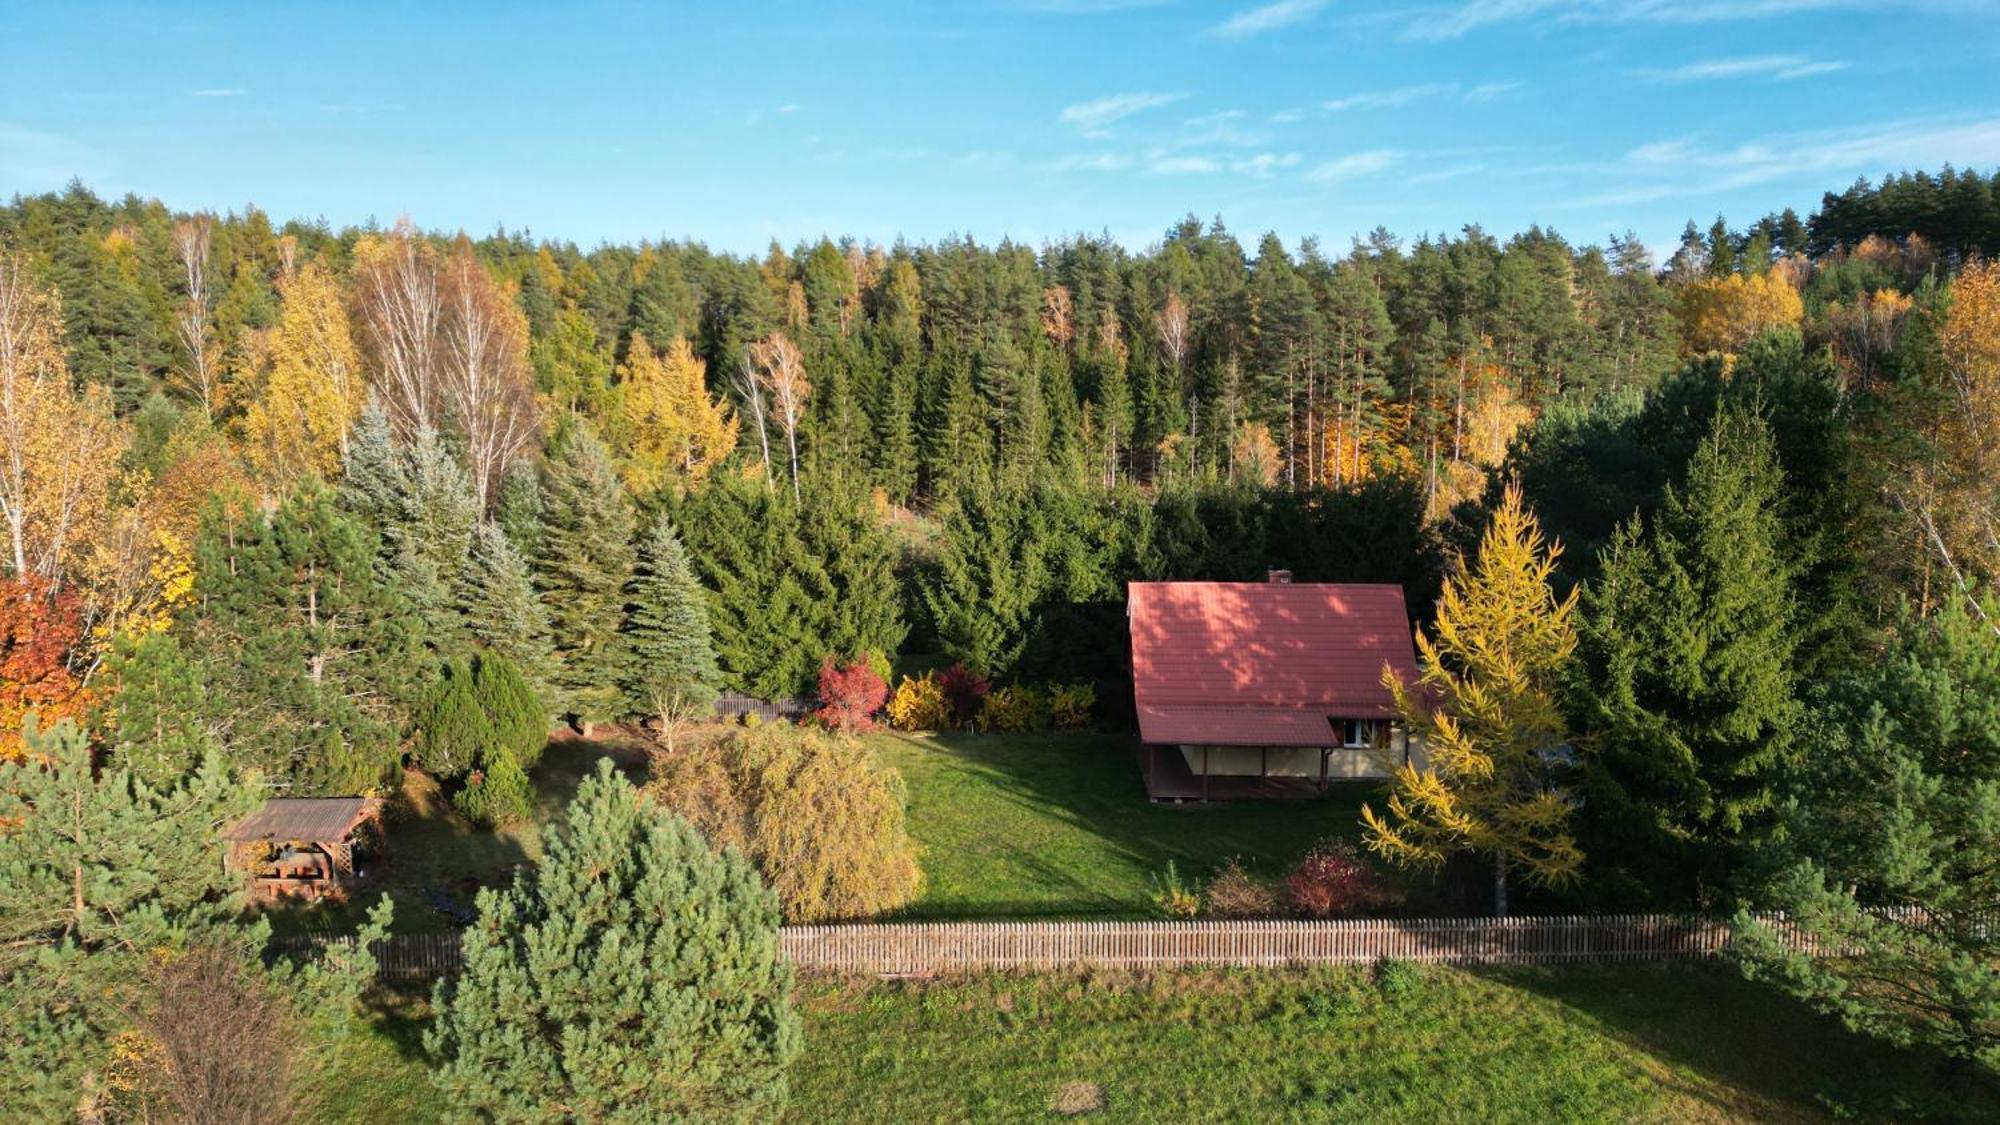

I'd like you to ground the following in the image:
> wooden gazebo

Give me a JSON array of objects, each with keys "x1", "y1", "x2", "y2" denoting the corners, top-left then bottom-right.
[{"x1": 222, "y1": 798, "x2": 382, "y2": 901}]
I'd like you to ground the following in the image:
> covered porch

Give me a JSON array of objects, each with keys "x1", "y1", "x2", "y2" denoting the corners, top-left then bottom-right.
[{"x1": 223, "y1": 797, "x2": 383, "y2": 902}]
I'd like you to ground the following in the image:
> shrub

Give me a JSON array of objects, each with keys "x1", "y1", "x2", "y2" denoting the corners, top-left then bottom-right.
[
  {"x1": 813, "y1": 657, "x2": 889, "y2": 731},
  {"x1": 1148, "y1": 860, "x2": 1200, "y2": 919},
  {"x1": 887, "y1": 672, "x2": 950, "y2": 732},
  {"x1": 1202, "y1": 858, "x2": 1279, "y2": 919},
  {"x1": 648, "y1": 725, "x2": 923, "y2": 922},
  {"x1": 976, "y1": 684, "x2": 1046, "y2": 733},
  {"x1": 1047, "y1": 681, "x2": 1096, "y2": 730},
  {"x1": 1286, "y1": 840, "x2": 1391, "y2": 918},
  {"x1": 414, "y1": 653, "x2": 549, "y2": 777},
  {"x1": 938, "y1": 663, "x2": 990, "y2": 728},
  {"x1": 1375, "y1": 957, "x2": 1421, "y2": 1000},
  {"x1": 452, "y1": 748, "x2": 535, "y2": 828},
  {"x1": 118, "y1": 939, "x2": 296, "y2": 1125},
  {"x1": 428, "y1": 761, "x2": 799, "y2": 1120}
]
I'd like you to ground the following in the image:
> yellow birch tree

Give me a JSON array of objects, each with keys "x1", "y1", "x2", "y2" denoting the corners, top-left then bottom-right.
[{"x1": 241, "y1": 261, "x2": 364, "y2": 491}]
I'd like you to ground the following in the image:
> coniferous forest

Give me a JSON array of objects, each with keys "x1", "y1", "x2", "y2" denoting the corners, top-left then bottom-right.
[{"x1": 4, "y1": 164, "x2": 2000, "y2": 1116}]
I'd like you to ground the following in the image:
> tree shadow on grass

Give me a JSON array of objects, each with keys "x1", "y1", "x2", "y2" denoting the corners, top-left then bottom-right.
[{"x1": 1480, "y1": 962, "x2": 1999, "y2": 1122}]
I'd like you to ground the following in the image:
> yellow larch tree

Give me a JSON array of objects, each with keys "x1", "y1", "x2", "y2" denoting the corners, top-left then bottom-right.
[
  {"x1": 1671, "y1": 271, "x2": 1805, "y2": 354},
  {"x1": 1363, "y1": 482, "x2": 1582, "y2": 915},
  {"x1": 241, "y1": 260, "x2": 364, "y2": 492},
  {"x1": 613, "y1": 333, "x2": 738, "y2": 495}
]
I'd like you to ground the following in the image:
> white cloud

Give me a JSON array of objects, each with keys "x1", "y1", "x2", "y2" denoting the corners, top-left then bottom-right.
[
  {"x1": 1651, "y1": 55, "x2": 1849, "y2": 82},
  {"x1": 1209, "y1": 0, "x2": 1327, "y2": 39},
  {"x1": 1150, "y1": 155, "x2": 1222, "y2": 174},
  {"x1": 1323, "y1": 82, "x2": 1522, "y2": 111},
  {"x1": 191, "y1": 88, "x2": 245, "y2": 97},
  {"x1": 1574, "y1": 114, "x2": 2000, "y2": 206},
  {"x1": 1307, "y1": 149, "x2": 1400, "y2": 182},
  {"x1": 1409, "y1": 163, "x2": 1486, "y2": 184},
  {"x1": 1406, "y1": 0, "x2": 1980, "y2": 41},
  {"x1": 1323, "y1": 84, "x2": 1452, "y2": 112},
  {"x1": 1058, "y1": 91, "x2": 1186, "y2": 135},
  {"x1": 776, "y1": 103, "x2": 803, "y2": 114},
  {"x1": 1233, "y1": 152, "x2": 1303, "y2": 177},
  {"x1": 1054, "y1": 152, "x2": 1136, "y2": 171}
]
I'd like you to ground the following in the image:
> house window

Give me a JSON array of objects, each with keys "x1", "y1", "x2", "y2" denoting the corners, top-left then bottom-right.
[{"x1": 1338, "y1": 719, "x2": 1379, "y2": 748}]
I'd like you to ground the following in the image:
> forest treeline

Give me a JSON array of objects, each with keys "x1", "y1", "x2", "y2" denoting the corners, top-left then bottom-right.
[{"x1": 0, "y1": 167, "x2": 1997, "y2": 786}]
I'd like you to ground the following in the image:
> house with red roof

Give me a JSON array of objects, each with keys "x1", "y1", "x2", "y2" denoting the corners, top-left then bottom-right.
[{"x1": 1127, "y1": 573, "x2": 1424, "y2": 802}]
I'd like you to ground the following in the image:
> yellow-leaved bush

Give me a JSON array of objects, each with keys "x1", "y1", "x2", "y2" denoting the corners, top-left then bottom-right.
[
  {"x1": 887, "y1": 671, "x2": 950, "y2": 732},
  {"x1": 647, "y1": 724, "x2": 922, "y2": 923}
]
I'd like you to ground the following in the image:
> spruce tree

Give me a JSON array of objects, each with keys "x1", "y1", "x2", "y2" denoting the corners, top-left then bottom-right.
[
  {"x1": 621, "y1": 513, "x2": 721, "y2": 715},
  {"x1": 533, "y1": 419, "x2": 636, "y2": 725},
  {"x1": 458, "y1": 523, "x2": 558, "y2": 711},
  {"x1": 427, "y1": 760, "x2": 799, "y2": 1119},
  {"x1": 1574, "y1": 409, "x2": 1799, "y2": 908}
]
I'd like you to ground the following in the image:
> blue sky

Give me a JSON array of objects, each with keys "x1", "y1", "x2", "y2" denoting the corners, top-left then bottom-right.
[{"x1": 4, "y1": 1, "x2": 1998, "y2": 257}]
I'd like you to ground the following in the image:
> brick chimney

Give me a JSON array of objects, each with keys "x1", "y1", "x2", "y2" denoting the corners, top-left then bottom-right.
[{"x1": 1266, "y1": 568, "x2": 1293, "y2": 584}]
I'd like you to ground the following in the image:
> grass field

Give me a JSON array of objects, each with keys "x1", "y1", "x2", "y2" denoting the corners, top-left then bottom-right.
[
  {"x1": 306, "y1": 962, "x2": 1989, "y2": 1123},
  {"x1": 871, "y1": 731, "x2": 1370, "y2": 918}
]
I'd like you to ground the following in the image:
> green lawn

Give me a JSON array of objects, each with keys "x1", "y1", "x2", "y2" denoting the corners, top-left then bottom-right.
[
  {"x1": 872, "y1": 732, "x2": 1371, "y2": 918},
  {"x1": 306, "y1": 963, "x2": 1989, "y2": 1123}
]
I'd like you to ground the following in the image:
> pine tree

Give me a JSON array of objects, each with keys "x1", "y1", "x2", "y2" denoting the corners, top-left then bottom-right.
[
  {"x1": 1363, "y1": 483, "x2": 1581, "y2": 915},
  {"x1": 0, "y1": 718, "x2": 255, "y2": 1120},
  {"x1": 621, "y1": 512, "x2": 722, "y2": 716},
  {"x1": 101, "y1": 632, "x2": 220, "y2": 789},
  {"x1": 1574, "y1": 409, "x2": 1799, "y2": 907},
  {"x1": 427, "y1": 759, "x2": 799, "y2": 1120},
  {"x1": 1735, "y1": 602, "x2": 2000, "y2": 1082},
  {"x1": 532, "y1": 419, "x2": 636, "y2": 725}
]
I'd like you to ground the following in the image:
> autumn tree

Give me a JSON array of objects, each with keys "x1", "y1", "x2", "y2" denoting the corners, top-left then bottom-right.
[
  {"x1": 241, "y1": 260, "x2": 364, "y2": 490},
  {"x1": 749, "y1": 332, "x2": 810, "y2": 498},
  {"x1": 351, "y1": 219, "x2": 444, "y2": 439},
  {"x1": 0, "y1": 579, "x2": 88, "y2": 762},
  {"x1": 1671, "y1": 271, "x2": 1805, "y2": 354},
  {"x1": 169, "y1": 215, "x2": 221, "y2": 419},
  {"x1": 0, "y1": 249, "x2": 126, "y2": 588},
  {"x1": 439, "y1": 240, "x2": 540, "y2": 509},
  {"x1": 1364, "y1": 484, "x2": 1581, "y2": 915},
  {"x1": 612, "y1": 332, "x2": 737, "y2": 495}
]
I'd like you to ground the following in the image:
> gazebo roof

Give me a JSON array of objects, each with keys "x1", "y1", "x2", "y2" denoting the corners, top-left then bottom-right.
[{"x1": 222, "y1": 798, "x2": 379, "y2": 844}]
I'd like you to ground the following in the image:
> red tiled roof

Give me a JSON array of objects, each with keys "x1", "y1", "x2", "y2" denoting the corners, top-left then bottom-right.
[
  {"x1": 1128, "y1": 581, "x2": 1419, "y2": 747},
  {"x1": 222, "y1": 798, "x2": 379, "y2": 843}
]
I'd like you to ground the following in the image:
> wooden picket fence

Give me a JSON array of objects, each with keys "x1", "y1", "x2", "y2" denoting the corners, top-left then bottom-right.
[{"x1": 270, "y1": 912, "x2": 1830, "y2": 980}]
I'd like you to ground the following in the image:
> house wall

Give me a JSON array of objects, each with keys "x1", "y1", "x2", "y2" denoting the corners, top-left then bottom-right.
[{"x1": 1175, "y1": 726, "x2": 1426, "y2": 781}]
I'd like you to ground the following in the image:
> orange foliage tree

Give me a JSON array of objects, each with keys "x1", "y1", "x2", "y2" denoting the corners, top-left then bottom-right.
[{"x1": 0, "y1": 580, "x2": 89, "y2": 760}]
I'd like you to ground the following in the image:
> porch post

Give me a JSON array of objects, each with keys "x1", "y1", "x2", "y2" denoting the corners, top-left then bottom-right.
[
  {"x1": 1319, "y1": 748, "x2": 1329, "y2": 793},
  {"x1": 1201, "y1": 745, "x2": 1210, "y2": 802}
]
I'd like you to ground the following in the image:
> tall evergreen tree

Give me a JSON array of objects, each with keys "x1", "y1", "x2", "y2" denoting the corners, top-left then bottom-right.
[
  {"x1": 427, "y1": 760, "x2": 799, "y2": 1120},
  {"x1": 457, "y1": 522, "x2": 558, "y2": 710},
  {"x1": 621, "y1": 513, "x2": 722, "y2": 715},
  {"x1": 0, "y1": 719, "x2": 254, "y2": 1120},
  {"x1": 1574, "y1": 409, "x2": 1800, "y2": 908},
  {"x1": 533, "y1": 419, "x2": 636, "y2": 725}
]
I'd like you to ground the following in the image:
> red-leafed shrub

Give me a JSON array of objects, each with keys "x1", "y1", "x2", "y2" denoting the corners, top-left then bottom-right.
[
  {"x1": 814, "y1": 657, "x2": 889, "y2": 731},
  {"x1": 1286, "y1": 840, "x2": 1391, "y2": 918},
  {"x1": 937, "y1": 663, "x2": 989, "y2": 728}
]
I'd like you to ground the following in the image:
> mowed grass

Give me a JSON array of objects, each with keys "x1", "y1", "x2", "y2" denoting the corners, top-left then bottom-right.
[
  {"x1": 871, "y1": 731, "x2": 1370, "y2": 918},
  {"x1": 790, "y1": 963, "x2": 1987, "y2": 1123},
  {"x1": 305, "y1": 963, "x2": 1987, "y2": 1123}
]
